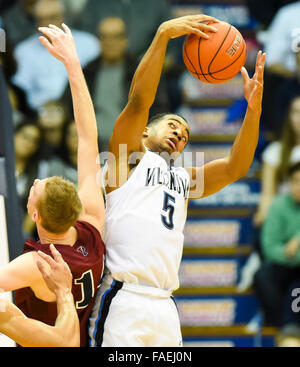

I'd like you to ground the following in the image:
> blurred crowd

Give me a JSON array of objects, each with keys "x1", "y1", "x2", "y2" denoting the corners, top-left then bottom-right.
[
  {"x1": 2, "y1": 0, "x2": 300, "y2": 347},
  {"x1": 0, "y1": 0, "x2": 181, "y2": 237}
]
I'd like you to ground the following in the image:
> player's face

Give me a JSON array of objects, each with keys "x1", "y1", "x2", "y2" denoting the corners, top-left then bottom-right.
[
  {"x1": 34, "y1": 0, "x2": 64, "y2": 28},
  {"x1": 27, "y1": 178, "x2": 47, "y2": 216},
  {"x1": 145, "y1": 115, "x2": 190, "y2": 155},
  {"x1": 290, "y1": 170, "x2": 300, "y2": 203},
  {"x1": 14, "y1": 125, "x2": 41, "y2": 159},
  {"x1": 99, "y1": 18, "x2": 128, "y2": 63}
]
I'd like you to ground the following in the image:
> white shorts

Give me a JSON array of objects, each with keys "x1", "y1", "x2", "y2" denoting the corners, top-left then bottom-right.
[{"x1": 88, "y1": 275, "x2": 182, "y2": 347}]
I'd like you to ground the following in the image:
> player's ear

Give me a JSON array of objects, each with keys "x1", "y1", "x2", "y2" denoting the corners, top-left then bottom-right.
[
  {"x1": 31, "y1": 209, "x2": 40, "y2": 223},
  {"x1": 143, "y1": 127, "x2": 149, "y2": 138}
]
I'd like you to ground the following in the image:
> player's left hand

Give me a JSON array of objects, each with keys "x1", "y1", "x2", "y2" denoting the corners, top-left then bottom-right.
[
  {"x1": 36, "y1": 244, "x2": 72, "y2": 296},
  {"x1": 241, "y1": 50, "x2": 266, "y2": 110},
  {"x1": 38, "y1": 23, "x2": 78, "y2": 67}
]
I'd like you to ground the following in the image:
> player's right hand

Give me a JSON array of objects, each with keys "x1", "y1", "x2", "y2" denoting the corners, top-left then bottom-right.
[
  {"x1": 36, "y1": 244, "x2": 72, "y2": 296},
  {"x1": 158, "y1": 15, "x2": 219, "y2": 40},
  {"x1": 38, "y1": 23, "x2": 79, "y2": 67}
]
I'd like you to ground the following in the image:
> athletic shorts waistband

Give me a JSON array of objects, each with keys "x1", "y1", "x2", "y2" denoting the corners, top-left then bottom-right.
[{"x1": 102, "y1": 274, "x2": 173, "y2": 298}]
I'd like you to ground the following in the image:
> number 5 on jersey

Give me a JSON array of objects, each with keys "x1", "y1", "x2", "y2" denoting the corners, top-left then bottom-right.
[{"x1": 161, "y1": 191, "x2": 176, "y2": 230}]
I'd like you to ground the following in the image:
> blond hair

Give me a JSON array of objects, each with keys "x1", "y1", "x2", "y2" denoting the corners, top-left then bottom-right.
[{"x1": 37, "y1": 176, "x2": 82, "y2": 234}]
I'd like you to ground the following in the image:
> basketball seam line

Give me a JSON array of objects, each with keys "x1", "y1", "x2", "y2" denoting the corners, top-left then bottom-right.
[
  {"x1": 207, "y1": 24, "x2": 232, "y2": 77},
  {"x1": 208, "y1": 43, "x2": 246, "y2": 80},
  {"x1": 185, "y1": 43, "x2": 246, "y2": 77},
  {"x1": 197, "y1": 33, "x2": 210, "y2": 83},
  {"x1": 183, "y1": 39, "x2": 201, "y2": 80}
]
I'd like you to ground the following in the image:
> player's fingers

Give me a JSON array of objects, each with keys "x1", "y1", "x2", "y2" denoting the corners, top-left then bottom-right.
[
  {"x1": 49, "y1": 244, "x2": 64, "y2": 264},
  {"x1": 256, "y1": 65, "x2": 264, "y2": 84},
  {"x1": 240, "y1": 66, "x2": 250, "y2": 82},
  {"x1": 194, "y1": 21, "x2": 218, "y2": 33},
  {"x1": 255, "y1": 50, "x2": 262, "y2": 70},
  {"x1": 192, "y1": 14, "x2": 219, "y2": 23},
  {"x1": 48, "y1": 24, "x2": 64, "y2": 33},
  {"x1": 258, "y1": 53, "x2": 266, "y2": 83},
  {"x1": 37, "y1": 250, "x2": 56, "y2": 268},
  {"x1": 36, "y1": 259, "x2": 50, "y2": 279},
  {"x1": 38, "y1": 36, "x2": 54, "y2": 51},
  {"x1": 49, "y1": 244, "x2": 72, "y2": 274},
  {"x1": 62, "y1": 23, "x2": 72, "y2": 35},
  {"x1": 38, "y1": 27, "x2": 56, "y2": 40},
  {"x1": 187, "y1": 26, "x2": 210, "y2": 39}
]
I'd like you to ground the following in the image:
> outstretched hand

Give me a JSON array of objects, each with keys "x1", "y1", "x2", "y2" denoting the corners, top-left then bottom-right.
[
  {"x1": 36, "y1": 244, "x2": 72, "y2": 296},
  {"x1": 241, "y1": 50, "x2": 266, "y2": 110},
  {"x1": 38, "y1": 23, "x2": 78, "y2": 66},
  {"x1": 159, "y1": 14, "x2": 219, "y2": 40}
]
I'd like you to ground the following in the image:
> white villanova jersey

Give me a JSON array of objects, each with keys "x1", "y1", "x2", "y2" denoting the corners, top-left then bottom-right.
[{"x1": 103, "y1": 149, "x2": 190, "y2": 292}]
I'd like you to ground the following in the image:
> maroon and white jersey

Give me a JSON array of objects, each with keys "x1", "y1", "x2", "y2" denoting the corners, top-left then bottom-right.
[{"x1": 14, "y1": 220, "x2": 105, "y2": 347}]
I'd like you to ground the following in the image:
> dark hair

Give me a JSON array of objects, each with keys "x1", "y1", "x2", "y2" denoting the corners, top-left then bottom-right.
[
  {"x1": 147, "y1": 113, "x2": 189, "y2": 128},
  {"x1": 288, "y1": 162, "x2": 300, "y2": 178}
]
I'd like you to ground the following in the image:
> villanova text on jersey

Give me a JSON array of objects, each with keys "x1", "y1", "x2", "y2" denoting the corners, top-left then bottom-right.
[{"x1": 145, "y1": 167, "x2": 190, "y2": 200}]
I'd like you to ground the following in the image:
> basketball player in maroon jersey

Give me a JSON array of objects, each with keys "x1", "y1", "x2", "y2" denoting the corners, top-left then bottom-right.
[
  {"x1": 0, "y1": 23, "x2": 105, "y2": 347},
  {"x1": 0, "y1": 244, "x2": 80, "y2": 347}
]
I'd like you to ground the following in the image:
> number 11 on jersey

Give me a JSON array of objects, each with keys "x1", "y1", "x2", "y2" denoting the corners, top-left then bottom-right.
[{"x1": 161, "y1": 191, "x2": 176, "y2": 230}]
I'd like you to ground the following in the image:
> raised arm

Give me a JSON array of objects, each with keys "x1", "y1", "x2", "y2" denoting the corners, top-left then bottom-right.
[
  {"x1": 0, "y1": 245, "x2": 79, "y2": 347},
  {"x1": 188, "y1": 51, "x2": 266, "y2": 200},
  {"x1": 38, "y1": 24, "x2": 104, "y2": 233},
  {"x1": 109, "y1": 15, "x2": 218, "y2": 156}
]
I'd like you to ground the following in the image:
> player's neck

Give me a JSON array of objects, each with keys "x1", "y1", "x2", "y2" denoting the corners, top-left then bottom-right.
[{"x1": 37, "y1": 225, "x2": 77, "y2": 246}]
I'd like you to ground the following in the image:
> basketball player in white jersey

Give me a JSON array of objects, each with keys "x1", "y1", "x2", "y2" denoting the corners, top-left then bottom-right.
[{"x1": 89, "y1": 14, "x2": 266, "y2": 347}]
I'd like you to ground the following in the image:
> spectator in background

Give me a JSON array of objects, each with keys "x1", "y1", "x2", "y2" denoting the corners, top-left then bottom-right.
[
  {"x1": 63, "y1": 16, "x2": 170, "y2": 152},
  {"x1": 12, "y1": 0, "x2": 100, "y2": 111},
  {"x1": 253, "y1": 162, "x2": 300, "y2": 342},
  {"x1": 75, "y1": 0, "x2": 182, "y2": 113},
  {"x1": 37, "y1": 100, "x2": 69, "y2": 165},
  {"x1": 81, "y1": 17, "x2": 131, "y2": 152},
  {"x1": 76, "y1": 0, "x2": 172, "y2": 58},
  {"x1": 255, "y1": 96, "x2": 300, "y2": 227},
  {"x1": 264, "y1": 2, "x2": 300, "y2": 77},
  {"x1": 60, "y1": 0, "x2": 88, "y2": 28},
  {"x1": 1, "y1": 0, "x2": 38, "y2": 46},
  {"x1": 14, "y1": 120, "x2": 42, "y2": 238},
  {"x1": 39, "y1": 120, "x2": 78, "y2": 184},
  {"x1": 257, "y1": 2, "x2": 300, "y2": 138},
  {"x1": 269, "y1": 48, "x2": 300, "y2": 136},
  {"x1": 238, "y1": 95, "x2": 300, "y2": 292},
  {"x1": 245, "y1": 0, "x2": 296, "y2": 29},
  {"x1": 0, "y1": 40, "x2": 36, "y2": 123}
]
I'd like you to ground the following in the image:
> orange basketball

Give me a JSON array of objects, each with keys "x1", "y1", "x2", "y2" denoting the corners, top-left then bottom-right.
[{"x1": 183, "y1": 20, "x2": 247, "y2": 83}]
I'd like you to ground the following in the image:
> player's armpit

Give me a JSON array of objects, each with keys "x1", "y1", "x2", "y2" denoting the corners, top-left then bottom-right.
[
  {"x1": 109, "y1": 98, "x2": 148, "y2": 158},
  {"x1": 187, "y1": 157, "x2": 241, "y2": 200}
]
